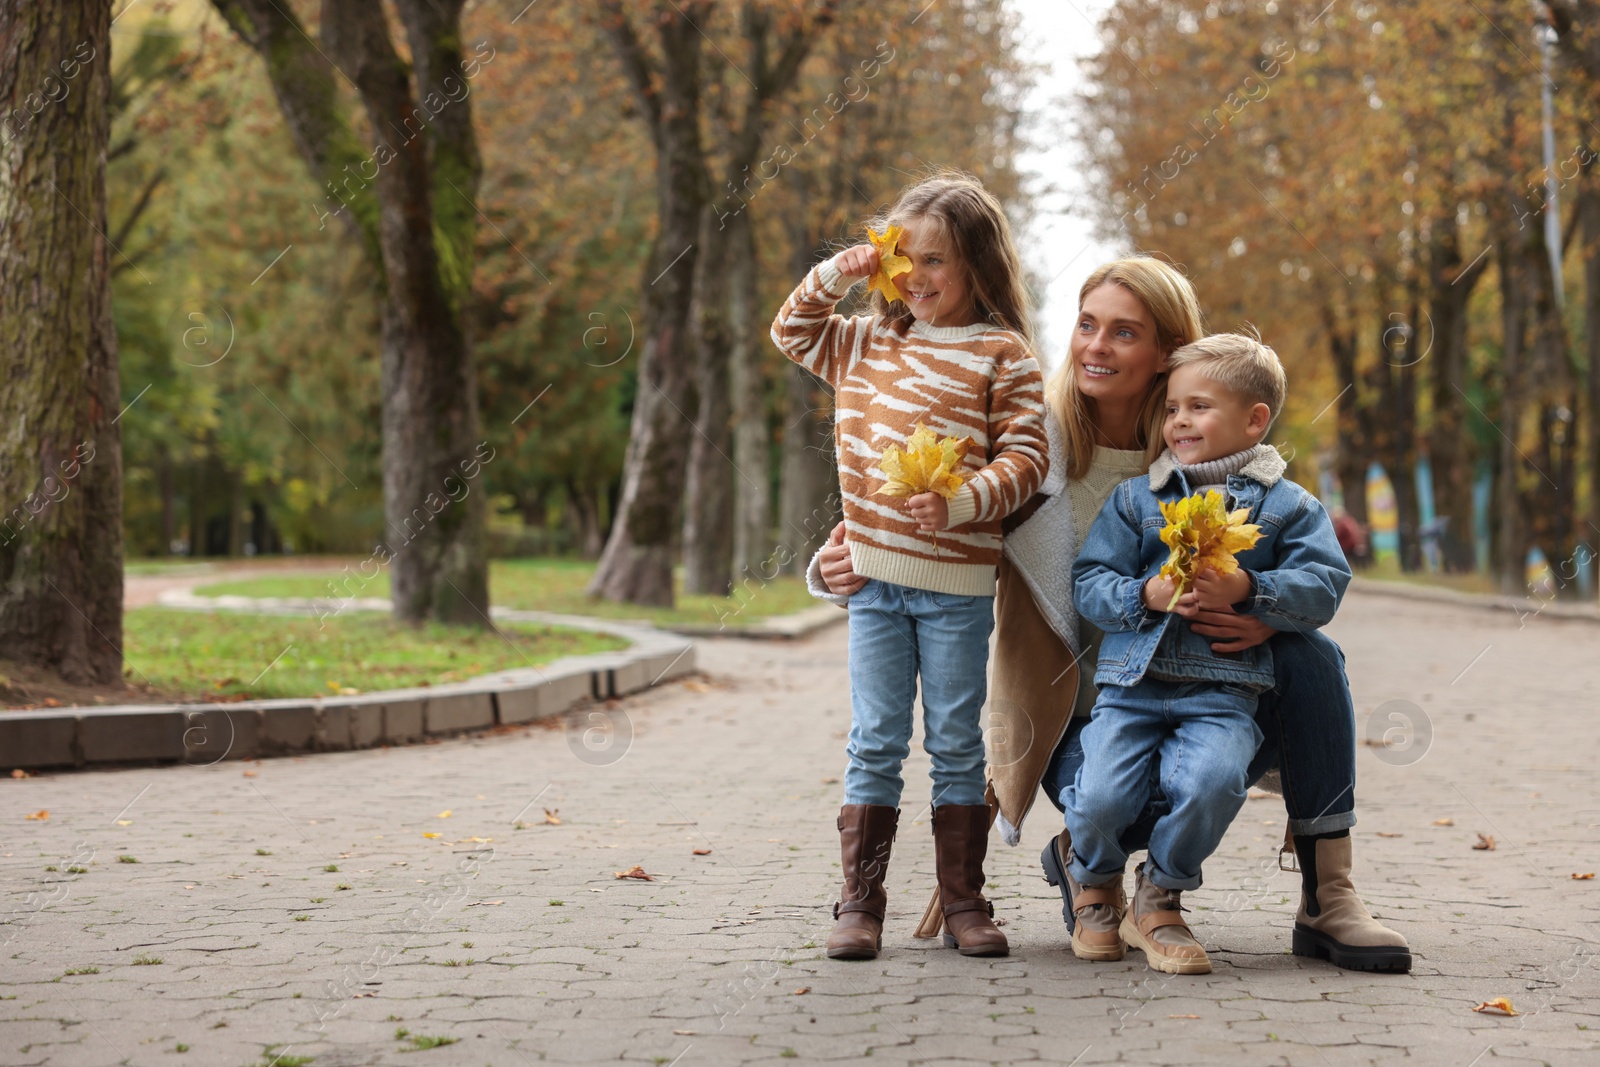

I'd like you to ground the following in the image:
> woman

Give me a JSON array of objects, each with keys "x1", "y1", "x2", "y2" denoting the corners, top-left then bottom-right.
[{"x1": 811, "y1": 257, "x2": 1411, "y2": 973}]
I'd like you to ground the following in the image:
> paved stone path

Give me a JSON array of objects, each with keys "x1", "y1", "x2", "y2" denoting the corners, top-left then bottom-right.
[{"x1": 4, "y1": 590, "x2": 1599, "y2": 1066}]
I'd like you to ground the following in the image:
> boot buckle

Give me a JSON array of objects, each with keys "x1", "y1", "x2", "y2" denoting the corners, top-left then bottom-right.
[{"x1": 1278, "y1": 845, "x2": 1299, "y2": 873}]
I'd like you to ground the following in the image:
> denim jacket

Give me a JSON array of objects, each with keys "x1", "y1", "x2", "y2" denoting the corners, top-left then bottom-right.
[{"x1": 1071, "y1": 445, "x2": 1352, "y2": 690}]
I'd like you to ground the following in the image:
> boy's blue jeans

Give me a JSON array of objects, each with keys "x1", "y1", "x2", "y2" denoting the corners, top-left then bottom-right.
[
  {"x1": 1064, "y1": 678, "x2": 1262, "y2": 891},
  {"x1": 1043, "y1": 629, "x2": 1359, "y2": 843},
  {"x1": 844, "y1": 578, "x2": 995, "y2": 808}
]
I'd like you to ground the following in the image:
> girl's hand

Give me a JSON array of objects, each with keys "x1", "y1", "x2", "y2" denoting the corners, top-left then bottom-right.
[
  {"x1": 819, "y1": 521, "x2": 867, "y2": 596},
  {"x1": 834, "y1": 244, "x2": 880, "y2": 278},
  {"x1": 1142, "y1": 575, "x2": 1182, "y2": 613},
  {"x1": 1188, "y1": 607, "x2": 1275, "y2": 653},
  {"x1": 907, "y1": 492, "x2": 949, "y2": 531},
  {"x1": 1192, "y1": 567, "x2": 1252, "y2": 611}
]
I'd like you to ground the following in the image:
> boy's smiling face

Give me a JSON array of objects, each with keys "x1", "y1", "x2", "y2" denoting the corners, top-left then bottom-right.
[
  {"x1": 1163, "y1": 363, "x2": 1272, "y2": 465},
  {"x1": 892, "y1": 217, "x2": 978, "y2": 328}
]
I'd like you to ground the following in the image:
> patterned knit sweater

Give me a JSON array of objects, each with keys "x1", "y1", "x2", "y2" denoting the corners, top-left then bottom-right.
[{"x1": 771, "y1": 259, "x2": 1049, "y2": 597}]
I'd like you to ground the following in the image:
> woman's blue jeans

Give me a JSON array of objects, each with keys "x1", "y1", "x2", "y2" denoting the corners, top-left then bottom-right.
[
  {"x1": 843, "y1": 578, "x2": 996, "y2": 808},
  {"x1": 1041, "y1": 629, "x2": 1357, "y2": 844}
]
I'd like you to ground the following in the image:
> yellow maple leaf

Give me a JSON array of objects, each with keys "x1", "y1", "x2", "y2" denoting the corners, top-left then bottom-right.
[
  {"x1": 1157, "y1": 491, "x2": 1263, "y2": 610},
  {"x1": 875, "y1": 422, "x2": 972, "y2": 499},
  {"x1": 866, "y1": 224, "x2": 912, "y2": 304}
]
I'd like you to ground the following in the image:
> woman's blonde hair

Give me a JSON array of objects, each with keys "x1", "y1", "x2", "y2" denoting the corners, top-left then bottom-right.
[
  {"x1": 1047, "y1": 257, "x2": 1206, "y2": 479},
  {"x1": 862, "y1": 170, "x2": 1032, "y2": 346}
]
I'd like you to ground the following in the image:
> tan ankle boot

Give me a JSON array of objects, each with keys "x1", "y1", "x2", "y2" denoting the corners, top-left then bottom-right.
[
  {"x1": 826, "y1": 805, "x2": 897, "y2": 960},
  {"x1": 932, "y1": 804, "x2": 1008, "y2": 957},
  {"x1": 1119, "y1": 862, "x2": 1211, "y2": 975},
  {"x1": 1041, "y1": 830, "x2": 1126, "y2": 960},
  {"x1": 1291, "y1": 832, "x2": 1411, "y2": 973}
]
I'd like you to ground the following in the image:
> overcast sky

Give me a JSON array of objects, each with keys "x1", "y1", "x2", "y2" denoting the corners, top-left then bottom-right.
[{"x1": 1008, "y1": 0, "x2": 1117, "y2": 371}]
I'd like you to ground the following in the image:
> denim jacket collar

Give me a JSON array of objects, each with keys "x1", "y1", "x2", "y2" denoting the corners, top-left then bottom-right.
[{"x1": 1147, "y1": 444, "x2": 1287, "y2": 494}]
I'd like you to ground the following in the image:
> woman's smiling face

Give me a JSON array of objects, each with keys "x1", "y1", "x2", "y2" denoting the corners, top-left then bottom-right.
[{"x1": 1071, "y1": 282, "x2": 1166, "y2": 405}]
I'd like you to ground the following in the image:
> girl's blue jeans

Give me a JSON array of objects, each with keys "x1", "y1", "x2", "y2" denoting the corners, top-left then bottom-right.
[
  {"x1": 1042, "y1": 628, "x2": 1358, "y2": 844},
  {"x1": 1064, "y1": 679, "x2": 1263, "y2": 891},
  {"x1": 843, "y1": 578, "x2": 996, "y2": 808}
]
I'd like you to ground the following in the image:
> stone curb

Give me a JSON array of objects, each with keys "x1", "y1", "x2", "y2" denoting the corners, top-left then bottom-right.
[
  {"x1": 3, "y1": 602, "x2": 695, "y2": 772},
  {"x1": 1348, "y1": 575, "x2": 1600, "y2": 625}
]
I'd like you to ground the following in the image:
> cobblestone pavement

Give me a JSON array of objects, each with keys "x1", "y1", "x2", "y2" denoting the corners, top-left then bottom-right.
[{"x1": 4, "y1": 590, "x2": 1599, "y2": 1066}]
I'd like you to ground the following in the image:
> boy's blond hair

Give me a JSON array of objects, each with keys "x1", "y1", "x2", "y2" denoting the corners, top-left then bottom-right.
[{"x1": 1167, "y1": 332, "x2": 1287, "y2": 423}]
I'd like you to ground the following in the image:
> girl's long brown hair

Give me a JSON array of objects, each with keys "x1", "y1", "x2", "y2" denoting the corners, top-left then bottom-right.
[
  {"x1": 1046, "y1": 257, "x2": 1206, "y2": 479},
  {"x1": 862, "y1": 170, "x2": 1033, "y2": 348}
]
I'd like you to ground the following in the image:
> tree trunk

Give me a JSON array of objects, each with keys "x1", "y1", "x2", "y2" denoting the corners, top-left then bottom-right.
[
  {"x1": 728, "y1": 208, "x2": 772, "y2": 577},
  {"x1": 682, "y1": 209, "x2": 734, "y2": 595},
  {"x1": 778, "y1": 362, "x2": 840, "y2": 573},
  {"x1": 1585, "y1": 156, "x2": 1600, "y2": 578},
  {"x1": 213, "y1": 0, "x2": 489, "y2": 625},
  {"x1": 158, "y1": 455, "x2": 176, "y2": 554},
  {"x1": 589, "y1": 1, "x2": 713, "y2": 606},
  {"x1": 1495, "y1": 238, "x2": 1527, "y2": 593},
  {"x1": 0, "y1": 0, "x2": 124, "y2": 684},
  {"x1": 226, "y1": 469, "x2": 245, "y2": 556},
  {"x1": 1323, "y1": 301, "x2": 1368, "y2": 528},
  {"x1": 1426, "y1": 211, "x2": 1485, "y2": 572}
]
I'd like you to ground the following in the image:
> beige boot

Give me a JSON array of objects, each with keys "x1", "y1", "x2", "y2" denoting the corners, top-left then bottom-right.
[
  {"x1": 1119, "y1": 862, "x2": 1211, "y2": 975},
  {"x1": 1040, "y1": 830, "x2": 1126, "y2": 961},
  {"x1": 1291, "y1": 832, "x2": 1411, "y2": 973}
]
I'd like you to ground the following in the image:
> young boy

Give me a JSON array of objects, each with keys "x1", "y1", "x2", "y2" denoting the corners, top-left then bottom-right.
[{"x1": 1063, "y1": 333, "x2": 1352, "y2": 975}]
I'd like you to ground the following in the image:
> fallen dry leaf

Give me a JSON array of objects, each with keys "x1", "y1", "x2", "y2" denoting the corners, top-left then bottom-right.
[
  {"x1": 242, "y1": 769, "x2": 258, "y2": 778},
  {"x1": 436, "y1": 810, "x2": 452, "y2": 819},
  {"x1": 462, "y1": 836, "x2": 492, "y2": 844},
  {"x1": 422, "y1": 832, "x2": 442, "y2": 839},
  {"x1": 465, "y1": 900, "x2": 505, "y2": 907},
  {"x1": 672, "y1": 1029, "x2": 697, "y2": 1036},
  {"x1": 1471, "y1": 997, "x2": 1519, "y2": 1016},
  {"x1": 614, "y1": 865, "x2": 655, "y2": 881},
  {"x1": 792, "y1": 987, "x2": 811, "y2": 995},
  {"x1": 352, "y1": 991, "x2": 377, "y2": 998},
  {"x1": 1376, "y1": 831, "x2": 1403, "y2": 838},
  {"x1": 543, "y1": 808, "x2": 561, "y2": 826},
  {"x1": 820, "y1": 777, "x2": 839, "y2": 785},
  {"x1": 24, "y1": 810, "x2": 47, "y2": 821},
  {"x1": 1573, "y1": 872, "x2": 1595, "y2": 880},
  {"x1": 115, "y1": 819, "x2": 132, "y2": 827},
  {"x1": 683, "y1": 680, "x2": 711, "y2": 693},
  {"x1": 1433, "y1": 817, "x2": 1455, "y2": 826},
  {"x1": 693, "y1": 848, "x2": 712, "y2": 856},
  {"x1": 1168, "y1": 1014, "x2": 1201, "y2": 1019},
  {"x1": 1473, "y1": 833, "x2": 1496, "y2": 851},
  {"x1": 11, "y1": 769, "x2": 29, "y2": 779}
]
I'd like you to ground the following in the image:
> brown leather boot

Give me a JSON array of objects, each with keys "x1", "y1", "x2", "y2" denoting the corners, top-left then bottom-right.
[
  {"x1": 932, "y1": 804, "x2": 1009, "y2": 957},
  {"x1": 1291, "y1": 831, "x2": 1412, "y2": 973},
  {"x1": 1119, "y1": 862, "x2": 1211, "y2": 974},
  {"x1": 826, "y1": 805, "x2": 898, "y2": 960}
]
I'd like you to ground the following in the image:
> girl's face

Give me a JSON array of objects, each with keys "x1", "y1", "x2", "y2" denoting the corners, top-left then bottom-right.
[
  {"x1": 892, "y1": 217, "x2": 978, "y2": 328},
  {"x1": 1070, "y1": 282, "x2": 1166, "y2": 408}
]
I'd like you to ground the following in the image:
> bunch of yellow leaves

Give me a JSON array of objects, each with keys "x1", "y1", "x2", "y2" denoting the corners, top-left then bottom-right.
[
  {"x1": 1157, "y1": 490, "x2": 1263, "y2": 611},
  {"x1": 866, "y1": 224, "x2": 912, "y2": 304},
  {"x1": 876, "y1": 422, "x2": 974, "y2": 557}
]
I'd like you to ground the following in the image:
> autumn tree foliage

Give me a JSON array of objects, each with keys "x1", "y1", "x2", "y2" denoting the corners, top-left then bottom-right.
[{"x1": 1081, "y1": 0, "x2": 1598, "y2": 593}]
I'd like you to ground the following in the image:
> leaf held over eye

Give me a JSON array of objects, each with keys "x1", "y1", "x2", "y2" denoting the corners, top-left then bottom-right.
[{"x1": 866, "y1": 224, "x2": 912, "y2": 304}]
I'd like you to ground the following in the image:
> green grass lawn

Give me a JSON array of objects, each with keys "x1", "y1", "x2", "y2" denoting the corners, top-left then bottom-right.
[
  {"x1": 123, "y1": 607, "x2": 626, "y2": 701},
  {"x1": 192, "y1": 558, "x2": 819, "y2": 628}
]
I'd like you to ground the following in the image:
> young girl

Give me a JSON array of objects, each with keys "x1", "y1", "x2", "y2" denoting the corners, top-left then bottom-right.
[{"x1": 769, "y1": 172, "x2": 1048, "y2": 960}]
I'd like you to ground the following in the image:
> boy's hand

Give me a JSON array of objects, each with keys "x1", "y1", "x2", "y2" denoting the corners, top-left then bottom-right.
[
  {"x1": 834, "y1": 244, "x2": 881, "y2": 279},
  {"x1": 907, "y1": 492, "x2": 949, "y2": 531},
  {"x1": 1142, "y1": 575, "x2": 1182, "y2": 613},
  {"x1": 1193, "y1": 567, "x2": 1252, "y2": 611}
]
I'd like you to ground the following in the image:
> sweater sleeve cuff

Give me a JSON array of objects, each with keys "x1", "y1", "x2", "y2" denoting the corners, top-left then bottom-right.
[
  {"x1": 805, "y1": 546, "x2": 852, "y2": 608},
  {"x1": 815, "y1": 258, "x2": 857, "y2": 300},
  {"x1": 945, "y1": 484, "x2": 979, "y2": 528}
]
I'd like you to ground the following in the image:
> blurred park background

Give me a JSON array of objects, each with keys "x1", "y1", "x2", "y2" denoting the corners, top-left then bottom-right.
[{"x1": 5, "y1": 0, "x2": 1600, "y2": 704}]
